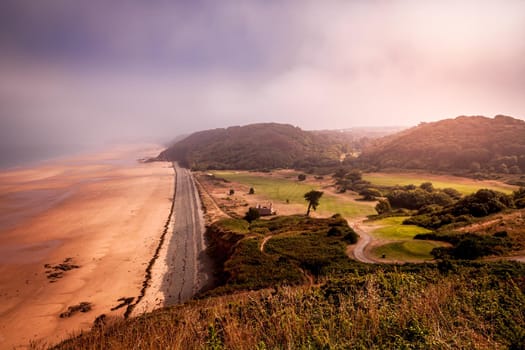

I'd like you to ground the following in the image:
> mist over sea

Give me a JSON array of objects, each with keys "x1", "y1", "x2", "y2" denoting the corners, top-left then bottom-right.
[{"x1": 0, "y1": 143, "x2": 95, "y2": 169}]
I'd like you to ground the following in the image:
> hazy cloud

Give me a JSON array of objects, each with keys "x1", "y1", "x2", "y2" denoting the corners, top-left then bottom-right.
[{"x1": 1, "y1": 0, "x2": 524, "y2": 151}]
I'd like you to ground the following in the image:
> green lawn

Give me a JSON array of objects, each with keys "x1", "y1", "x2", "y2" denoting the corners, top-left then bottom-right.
[
  {"x1": 365, "y1": 216, "x2": 438, "y2": 261},
  {"x1": 213, "y1": 171, "x2": 375, "y2": 218},
  {"x1": 370, "y1": 217, "x2": 432, "y2": 240},
  {"x1": 363, "y1": 173, "x2": 515, "y2": 194},
  {"x1": 371, "y1": 240, "x2": 447, "y2": 261}
]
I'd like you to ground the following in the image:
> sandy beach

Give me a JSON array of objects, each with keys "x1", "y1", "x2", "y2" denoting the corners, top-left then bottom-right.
[{"x1": 0, "y1": 144, "x2": 174, "y2": 348}]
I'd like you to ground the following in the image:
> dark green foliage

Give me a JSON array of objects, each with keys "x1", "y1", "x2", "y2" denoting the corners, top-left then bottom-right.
[
  {"x1": 360, "y1": 115, "x2": 525, "y2": 173},
  {"x1": 343, "y1": 230, "x2": 358, "y2": 244},
  {"x1": 452, "y1": 189, "x2": 513, "y2": 217},
  {"x1": 359, "y1": 187, "x2": 382, "y2": 200},
  {"x1": 244, "y1": 208, "x2": 260, "y2": 223},
  {"x1": 386, "y1": 187, "x2": 454, "y2": 210},
  {"x1": 514, "y1": 187, "x2": 525, "y2": 208},
  {"x1": 332, "y1": 168, "x2": 371, "y2": 193},
  {"x1": 375, "y1": 198, "x2": 391, "y2": 214},
  {"x1": 297, "y1": 174, "x2": 306, "y2": 181},
  {"x1": 415, "y1": 232, "x2": 515, "y2": 260},
  {"x1": 420, "y1": 182, "x2": 434, "y2": 192},
  {"x1": 406, "y1": 189, "x2": 513, "y2": 229},
  {"x1": 441, "y1": 187, "x2": 462, "y2": 200},
  {"x1": 248, "y1": 187, "x2": 255, "y2": 194},
  {"x1": 304, "y1": 190, "x2": 323, "y2": 216},
  {"x1": 157, "y1": 123, "x2": 350, "y2": 170},
  {"x1": 206, "y1": 215, "x2": 358, "y2": 293},
  {"x1": 229, "y1": 188, "x2": 235, "y2": 195}
]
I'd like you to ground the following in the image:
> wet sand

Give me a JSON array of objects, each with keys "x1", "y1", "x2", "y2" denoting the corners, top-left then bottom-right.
[{"x1": 0, "y1": 144, "x2": 174, "y2": 348}]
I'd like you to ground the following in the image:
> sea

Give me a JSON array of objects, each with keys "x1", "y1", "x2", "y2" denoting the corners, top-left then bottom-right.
[{"x1": 0, "y1": 144, "x2": 95, "y2": 170}]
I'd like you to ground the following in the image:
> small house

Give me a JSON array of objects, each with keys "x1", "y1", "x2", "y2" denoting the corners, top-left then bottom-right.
[{"x1": 254, "y1": 203, "x2": 276, "y2": 216}]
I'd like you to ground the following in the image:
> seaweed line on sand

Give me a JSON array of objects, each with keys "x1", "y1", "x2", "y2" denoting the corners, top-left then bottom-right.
[{"x1": 124, "y1": 163, "x2": 177, "y2": 318}]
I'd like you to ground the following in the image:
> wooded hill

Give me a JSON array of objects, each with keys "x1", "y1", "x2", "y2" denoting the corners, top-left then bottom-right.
[
  {"x1": 158, "y1": 115, "x2": 525, "y2": 173},
  {"x1": 157, "y1": 123, "x2": 354, "y2": 170},
  {"x1": 359, "y1": 115, "x2": 525, "y2": 174}
]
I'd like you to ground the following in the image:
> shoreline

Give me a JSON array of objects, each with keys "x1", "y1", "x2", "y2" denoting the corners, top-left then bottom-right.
[
  {"x1": 132, "y1": 163, "x2": 214, "y2": 316},
  {"x1": 0, "y1": 144, "x2": 174, "y2": 348}
]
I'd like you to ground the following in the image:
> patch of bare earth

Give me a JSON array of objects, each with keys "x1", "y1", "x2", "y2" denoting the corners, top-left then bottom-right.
[{"x1": 456, "y1": 208, "x2": 525, "y2": 260}]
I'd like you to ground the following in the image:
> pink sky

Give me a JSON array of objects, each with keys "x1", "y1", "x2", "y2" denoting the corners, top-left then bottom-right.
[{"x1": 0, "y1": 0, "x2": 524, "y2": 147}]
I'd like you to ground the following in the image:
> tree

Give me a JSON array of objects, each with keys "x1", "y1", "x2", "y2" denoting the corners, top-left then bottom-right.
[
  {"x1": 229, "y1": 189, "x2": 235, "y2": 195},
  {"x1": 420, "y1": 182, "x2": 434, "y2": 192},
  {"x1": 244, "y1": 207, "x2": 260, "y2": 223},
  {"x1": 298, "y1": 174, "x2": 307, "y2": 181},
  {"x1": 359, "y1": 188, "x2": 382, "y2": 201},
  {"x1": 248, "y1": 187, "x2": 255, "y2": 194},
  {"x1": 304, "y1": 190, "x2": 323, "y2": 216},
  {"x1": 375, "y1": 199, "x2": 391, "y2": 214}
]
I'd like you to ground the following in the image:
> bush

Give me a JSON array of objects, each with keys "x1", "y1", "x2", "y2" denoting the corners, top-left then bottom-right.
[
  {"x1": 244, "y1": 208, "x2": 261, "y2": 223},
  {"x1": 359, "y1": 188, "x2": 382, "y2": 200},
  {"x1": 375, "y1": 199, "x2": 391, "y2": 214},
  {"x1": 343, "y1": 229, "x2": 358, "y2": 244},
  {"x1": 426, "y1": 233, "x2": 515, "y2": 260}
]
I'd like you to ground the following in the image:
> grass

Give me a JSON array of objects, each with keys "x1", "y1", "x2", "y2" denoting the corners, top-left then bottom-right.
[
  {"x1": 363, "y1": 172, "x2": 516, "y2": 194},
  {"x1": 365, "y1": 217, "x2": 436, "y2": 261},
  {"x1": 49, "y1": 263, "x2": 525, "y2": 350},
  {"x1": 371, "y1": 241, "x2": 447, "y2": 261},
  {"x1": 369, "y1": 217, "x2": 432, "y2": 240},
  {"x1": 213, "y1": 171, "x2": 375, "y2": 218},
  {"x1": 208, "y1": 215, "x2": 359, "y2": 294}
]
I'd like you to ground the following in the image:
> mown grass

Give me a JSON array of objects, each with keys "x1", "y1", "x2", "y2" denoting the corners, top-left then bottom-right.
[
  {"x1": 372, "y1": 241, "x2": 448, "y2": 261},
  {"x1": 370, "y1": 217, "x2": 432, "y2": 240},
  {"x1": 365, "y1": 217, "x2": 437, "y2": 261},
  {"x1": 50, "y1": 262, "x2": 525, "y2": 350},
  {"x1": 363, "y1": 172, "x2": 515, "y2": 194},
  {"x1": 213, "y1": 171, "x2": 375, "y2": 218}
]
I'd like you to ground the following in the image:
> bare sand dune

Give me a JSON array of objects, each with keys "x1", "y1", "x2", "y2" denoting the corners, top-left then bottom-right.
[{"x1": 0, "y1": 145, "x2": 173, "y2": 348}]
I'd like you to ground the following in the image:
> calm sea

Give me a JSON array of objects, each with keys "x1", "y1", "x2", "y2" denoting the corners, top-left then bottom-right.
[{"x1": 0, "y1": 144, "x2": 94, "y2": 170}]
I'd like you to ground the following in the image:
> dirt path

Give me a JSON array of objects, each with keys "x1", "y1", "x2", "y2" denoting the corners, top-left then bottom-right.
[
  {"x1": 260, "y1": 236, "x2": 272, "y2": 252},
  {"x1": 347, "y1": 219, "x2": 377, "y2": 264}
]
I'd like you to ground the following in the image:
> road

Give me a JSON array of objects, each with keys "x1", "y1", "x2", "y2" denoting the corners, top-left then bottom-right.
[
  {"x1": 163, "y1": 163, "x2": 209, "y2": 304},
  {"x1": 348, "y1": 220, "x2": 376, "y2": 264}
]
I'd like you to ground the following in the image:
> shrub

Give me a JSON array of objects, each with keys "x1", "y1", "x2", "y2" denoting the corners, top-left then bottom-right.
[
  {"x1": 244, "y1": 208, "x2": 261, "y2": 223},
  {"x1": 375, "y1": 199, "x2": 391, "y2": 214}
]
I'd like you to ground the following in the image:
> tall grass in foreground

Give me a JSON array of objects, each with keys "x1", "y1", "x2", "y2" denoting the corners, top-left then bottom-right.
[{"x1": 47, "y1": 266, "x2": 524, "y2": 349}]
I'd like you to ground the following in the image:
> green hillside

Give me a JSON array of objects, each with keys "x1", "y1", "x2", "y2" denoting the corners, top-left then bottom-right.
[
  {"x1": 359, "y1": 115, "x2": 525, "y2": 174},
  {"x1": 157, "y1": 123, "x2": 359, "y2": 170}
]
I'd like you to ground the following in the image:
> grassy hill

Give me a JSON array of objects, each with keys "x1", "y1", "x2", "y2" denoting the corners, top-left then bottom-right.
[
  {"x1": 48, "y1": 216, "x2": 525, "y2": 349},
  {"x1": 359, "y1": 115, "x2": 525, "y2": 174}
]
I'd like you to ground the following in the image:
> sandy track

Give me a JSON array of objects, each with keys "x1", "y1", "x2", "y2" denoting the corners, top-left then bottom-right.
[
  {"x1": 348, "y1": 220, "x2": 377, "y2": 264},
  {"x1": 133, "y1": 163, "x2": 211, "y2": 314},
  {"x1": 165, "y1": 163, "x2": 209, "y2": 304},
  {"x1": 260, "y1": 236, "x2": 272, "y2": 253},
  {"x1": 0, "y1": 145, "x2": 174, "y2": 348}
]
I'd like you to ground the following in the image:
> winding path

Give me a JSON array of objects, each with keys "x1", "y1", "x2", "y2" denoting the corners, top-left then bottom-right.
[
  {"x1": 348, "y1": 220, "x2": 376, "y2": 264},
  {"x1": 260, "y1": 235, "x2": 272, "y2": 252}
]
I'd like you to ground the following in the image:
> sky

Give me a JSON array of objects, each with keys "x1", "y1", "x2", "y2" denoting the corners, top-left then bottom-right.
[{"x1": 1, "y1": 0, "x2": 525, "y2": 151}]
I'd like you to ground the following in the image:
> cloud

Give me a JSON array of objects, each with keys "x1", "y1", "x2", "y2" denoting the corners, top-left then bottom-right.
[{"x1": 0, "y1": 0, "x2": 524, "y2": 149}]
